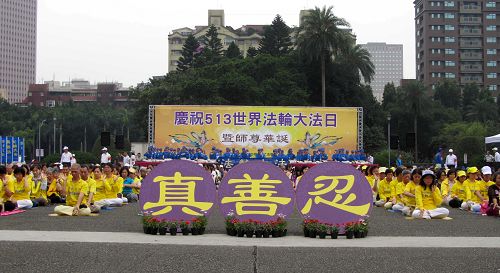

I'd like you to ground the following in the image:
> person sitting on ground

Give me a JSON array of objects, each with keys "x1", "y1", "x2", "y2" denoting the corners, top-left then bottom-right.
[
  {"x1": 8, "y1": 167, "x2": 33, "y2": 209},
  {"x1": 435, "y1": 169, "x2": 447, "y2": 189},
  {"x1": 29, "y1": 164, "x2": 48, "y2": 207},
  {"x1": 392, "y1": 170, "x2": 412, "y2": 212},
  {"x1": 486, "y1": 171, "x2": 500, "y2": 217},
  {"x1": 464, "y1": 167, "x2": 484, "y2": 213},
  {"x1": 441, "y1": 169, "x2": 456, "y2": 206},
  {"x1": 375, "y1": 168, "x2": 394, "y2": 208},
  {"x1": 80, "y1": 165, "x2": 99, "y2": 213},
  {"x1": 412, "y1": 170, "x2": 450, "y2": 219},
  {"x1": 54, "y1": 164, "x2": 91, "y2": 216},
  {"x1": 366, "y1": 166, "x2": 380, "y2": 202},
  {"x1": 47, "y1": 167, "x2": 65, "y2": 204},
  {"x1": 480, "y1": 166, "x2": 495, "y2": 199},
  {"x1": 402, "y1": 168, "x2": 422, "y2": 216},
  {"x1": 1, "y1": 165, "x2": 16, "y2": 212},
  {"x1": 122, "y1": 168, "x2": 139, "y2": 202},
  {"x1": 101, "y1": 163, "x2": 124, "y2": 207},
  {"x1": 449, "y1": 170, "x2": 471, "y2": 209}
]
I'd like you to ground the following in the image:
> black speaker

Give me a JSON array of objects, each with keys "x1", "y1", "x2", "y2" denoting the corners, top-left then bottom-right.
[
  {"x1": 115, "y1": 135, "x2": 124, "y2": 149},
  {"x1": 101, "y1": 132, "x2": 110, "y2": 147},
  {"x1": 390, "y1": 135, "x2": 399, "y2": 150},
  {"x1": 406, "y1": 133, "x2": 415, "y2": 148}
]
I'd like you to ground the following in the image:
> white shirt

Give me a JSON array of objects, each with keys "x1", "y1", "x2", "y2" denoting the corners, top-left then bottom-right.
[
  {"x1": 367, "y1": 156, "x2": 374, "y2": 164},
  {"x1": 445, "y1": 154, "x2": 457, "y2": 167},
  {"x1": 101, "y1": 152, "x2": 111, "y2": 163},
  {"x1": 495, "y1": 152, "x2": 500, "y2": 162},
  {"x1": 130, "y1": 155, "x2": 136, "y2": 166},
  {"x1": 60, "y1": 152, "x2": 72, "y2": 163},
  {"x1": 123, "y1": 155, "x2": 131, "y2": 167},
  {"x1": 70, "y1": 158, "x2": 77, "y2": 165}
]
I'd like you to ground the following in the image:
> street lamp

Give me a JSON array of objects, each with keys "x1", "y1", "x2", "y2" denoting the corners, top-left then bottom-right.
[
  {"x1": 38, "y1": 119, "x2": 47, "y2": 163},
  {"x1": 387, "y1": 114, "x2": 391, "y2": 167}
]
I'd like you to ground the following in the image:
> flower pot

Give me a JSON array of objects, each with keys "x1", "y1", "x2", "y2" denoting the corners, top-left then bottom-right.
[
  {"x1": 309, "y1": 230, "x2": 317, "y2": 238},
  {"x1": 226, "y1": 228, "x2": 231, "y2": 235},
  {"x1": 263, "y1": 231, "x2": 270, "y2": 238},
  {"x1": 364, "y1": 230, "x2": 368, "y2": 238},
  {"x1": 246, "y1": 230, "x2": 254, "y2": 238},
  {"x1": 319, "y1": 232, "x2": 327, "y2": 239},
  {"x1": 346, "y1": 231, "x2": 354, "y2": 239},
  {"x1": 283, "y1": 229, "x2": 287, "y2": 237},
  {"x1": 354, "y1": 231, "x2": 362, "y2": 238},
  {"x1": 149, "y1": 227, "x2": 158, "y2": 235},
  {"x1": 271, "y1": 230, "x2": 282, "y2": 238},
  {"x1": 330, "y1": 232, "x2": 338, "y2": 239},
  {"x1": 191, "y1": 228, "x2": 199, "y2": 235},
  {"x1": 182, "y1": 229, "x2": 190, "y2": 236},
  {"x1": 255, "y1": 231, "x2": 263, "y2": 238},
  {"x1": 229, "y1": 229, "x2": 237, "y2": 236},
  {"x1": 303, "y1": 228, "x2": 310, "y2": 237},
  {"x1": 360, "y1": 231, "x2": 366, "y2": 238},
  {"x1": 159, "y1": 227, "x2": 167, "y2": 235},
  {"x1": 237, "y1": 230, "x2": 245, "y2": 237},
  {"x1": 200, "y1": 228, "x2": 206, "y2": 235},
  {"x1": 169, "y1": 228, "x2": 177, "y2": 236},
  {"x1": 143, "y1": 226, "x2": 148, "y2": 234}
]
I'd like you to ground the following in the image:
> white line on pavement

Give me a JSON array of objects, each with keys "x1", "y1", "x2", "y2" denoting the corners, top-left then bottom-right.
[{"x1": 0, "y1": 230, "x2": 499, "y2": 248}]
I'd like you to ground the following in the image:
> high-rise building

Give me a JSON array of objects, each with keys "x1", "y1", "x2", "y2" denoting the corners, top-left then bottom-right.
[
  {"x1": 0, "y1": 0, "x2": 37, "y2": 104},
  {"x1": 359, "y1": 43, "x2": 404, "y2": 101},
  {"x1": 414, "y1": 0, "x2": 500, "y2": 97}
]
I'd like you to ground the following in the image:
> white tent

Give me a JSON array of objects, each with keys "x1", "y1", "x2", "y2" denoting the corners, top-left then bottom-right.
[{"x1": 485, "y1": 134, "x2": 500, "y2": 144}]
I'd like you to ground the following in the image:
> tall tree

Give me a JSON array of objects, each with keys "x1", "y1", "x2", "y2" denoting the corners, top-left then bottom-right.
[
  {"x1": 196, "y1": 25, "x2": 223, "y2": 66},
  {"x1": 258, "y1": 15, "x2": 292, "y2": 56},
  {"x1": 177, "y1": 35, "x2": 200, "y2": 71},
  {"x1": 296, "y1": 6, "x2": 353, "y2": 107},
  {"x1": 337, "y1": 44, "x2": 374, "y2": 83},
  {"x1": 403, "y1": 81, "x2": 426, "y2": 162},
  {"x1": 225, "y1": 41, "x2": 242, "y2": 59},
  {"x1": 246, "y1": 46, "x2": 258, "y2": 58},
  {"x1": 433, "y1": 79, "x2": 462, "y2": 109},
  {"x1": 462, "y1": 83, "x2": 480, "y2": 114},
  {"x1": 382, "y1": 82, "x2": 397, "y2": 109}
]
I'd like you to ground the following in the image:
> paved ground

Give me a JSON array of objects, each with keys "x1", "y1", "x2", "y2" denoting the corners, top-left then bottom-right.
[{"x1": 1, "y1": 203, "x2": 499, "y2": 236}]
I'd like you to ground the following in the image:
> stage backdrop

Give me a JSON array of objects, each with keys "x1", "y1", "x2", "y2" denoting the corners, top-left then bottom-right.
[{"x1": 150, "y1": 105, "x2": 363, "y2": 154}]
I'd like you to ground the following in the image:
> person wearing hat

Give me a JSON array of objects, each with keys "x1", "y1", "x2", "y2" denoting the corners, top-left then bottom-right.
[
  {"x1": 60, "y1": 146, "x2": 72, "y2": 167},
  {"x1": 441, "y1": 169, "x2": 457, "y2": 206},
  {"x1": 70, "y1": 154, "x2": 77, "y2": 166},
  {"x1": 445, "y1": 149, "x2": 457, "y2": 169},
  {"x1": 494, "y1": 147, "x2": 500, "y2": 163},
  {"x1": 480, "y1": 166, "x2": 495, "y2": 199},
  {"x1": 465, "y1": 167, "x2": 485, "y2": 213},
  {"x1": 412, "y1": 170, "x2": 449, "y2": 219},
  {"x1": 101, "y1": 148, "x2": 112, "y2": 164},
  {"x1": 402, "y1": 168, "x2": 422, "y2": 216},
  {"x1": 486, "y1": 171, "x2": 500, "y2": 216},
  {"x1": 450, "y1": 170, "x2": 471, "y2": 209}
]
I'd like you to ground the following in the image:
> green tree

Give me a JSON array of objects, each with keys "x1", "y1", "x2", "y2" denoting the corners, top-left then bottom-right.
[
  {"x1": 337, "y1": 44, "x2": 374, "y2": 83},
  {"x1": 196, "y1": 25, "x2": 223, "y2": 66},
  {"x1": 296, "y1": 6, "x2": 353, "y2": 107},
  {"x1": 258, "y1": 15, "x2": 292, "y2": 56},
  {"x1": 462, "y1": 83, "x2": 480, "y2": 115},
  {"x1": 403, "y1": 81, "x2": 426, "y2": 161},
  {"x1": 433, "y1": 79, "x2": 461, "y2": 109},
  {"x1": 382, "y1": 82, "x2": 397, "y2": 110},
  {"x1": 225, "y1": 41, "x2": 242, "y2": 59},
  {"x1": 177, "y1": 34, "x2": 200, "y2": 71},
  {"x1": 246, "y1": 46, "x2": 258, "y2": 58}
]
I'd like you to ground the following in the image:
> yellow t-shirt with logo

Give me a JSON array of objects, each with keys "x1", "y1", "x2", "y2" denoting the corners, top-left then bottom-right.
[
  {"x1": 395, "y1": 182, "x2": 406, "y2": 204},
  {"x1": 378, "y1": 179, "x2": 392, "y2": 201},
  {"x1": 466, "y1": 179, "x2": 483, "y2": 203},
  {"x1": 9, "y1": 178, "x2": 31, "y2": 201},
  {"x1": 440, "y1": 179, "x2": 455, "y2": 197},
  {"x1": 30, "y1": 176, "x2": 47, "y2": 200},
  {"x1": 451, "y1": 181, "x2": 471, "y2": 201},
  {"x1": 0, "y1": 179, "x2": 6, "y2": 202},
  {"x1": 133, "y1": 177, "x2": 141, "y2": 195},
  {"x1": 390, "y1": 179, "x2": 399, "y2": 199},
  {"x1": 65, "y1": 179, "x2": 88, "y2": 207},
  {"x1": 415, "y1": 185, "x2": 442, "y2": 210},
  {"x1": 47, "y1": 178, "x2": 60, "y2": 197},
  {"x1": 104, "y1": 176, "x2": 120, "y2": 199},
  {"x1": 404, "y1": 181, "x2": 417, "y2": 207},
  {"x1": 92, "y1": 177, "x2": 112, "y2": 201}
]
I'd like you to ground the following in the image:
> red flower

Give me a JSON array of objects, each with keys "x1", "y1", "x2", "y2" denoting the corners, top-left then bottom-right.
[{"x1": 186, "y1": 221, "x2": 190, "y2": 225}]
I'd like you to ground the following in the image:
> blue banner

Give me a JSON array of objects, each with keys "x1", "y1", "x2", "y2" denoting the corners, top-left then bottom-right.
[
  {"x1": 12, "y1": 137, "x2": 19, "y2": 162},
  {"x1": 6, "y1": 137, "x2": 12, "y2": 164},
  {"x1": 19, "y1": 137, "x2": 25, "y2": 163},
  {"x1": 1, "y1": 136, "x2": 6, "y2": 164}
]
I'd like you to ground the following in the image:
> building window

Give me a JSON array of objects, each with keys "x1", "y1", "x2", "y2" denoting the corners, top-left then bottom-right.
[
  {"x1": 28, "y1": 92, "x2": 32, "y2": 96},
  {"x1": 432, "y1": 60, "x2": 442, "y2": 66},
  {"x1": 445, "y1": 73, "x2": 456, "y2": 78},
  {"x1": 431, "y1": 25, "x2": 442, "y2": 30},
  {"x1": 444, "y1": 13, "x2": 455, "y2": 19},
  {"x1": 445, "y1": 25, "x2": 455, "y2": 31},
  {"x1": 488, "y1": 85, "x2": 498, "y2": 91},
  {"x1": 487, "y1": 49, "x2": 497, "y2": 55},
  {"x1": 486, "y1": 25, "x2": 497, "y2": 31},
  {"x1": 431, "y1": 1, "x2": 442, "y2": 6},
  {"x1": 40, "y1": 93, "x2": 44, "y2": 97},
  {"x1": 444, "y1": 1, "x2": 455, "y2": 6},
  {"x1": 431, "y1": 48, "x2": 442, "y2": 54},
  {"x1": 487, "y1": 61, "x2": 497, "y2": 67},
  {"x1": 46, "y1": 100, "x2": 55, "y2": 107},
  {"x1": 445, "y1": 61, "x2": 456, "y2": 67},
  {"x1": 486, "y1": 1, "x2": 496, "y2": 7},
  {"x1": 445, "y1": 48, "x2": 455, "y2": 54},
  {"x1": 432, "y1": 37, "x2": 442, "y2": 42},
  {"x1": 486, "y1": 14, "x2": 496, "y2": 20},
  {"x1": 431, "y1": 13, "x2": 442, "y2": 19},
  {"x1": 486, "y1": 37, "x2": 497, "y2": 43},
  {"x1": 445, "y1": 36, "x2": 455, "y2": 43},
  {"x1": 487, "y1": 73, "x2": 497, "y2": 78}
]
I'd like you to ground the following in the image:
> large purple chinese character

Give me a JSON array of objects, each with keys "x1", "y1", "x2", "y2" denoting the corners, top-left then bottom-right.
[
  {"x1": 325, "y1": 114, "x2": 337, "y2": 127},
  {"x1": 233, "y1": 112, "x2": 247, "y2": 126},
  {"x1": 175, "y1": 111, "x2": 189, "y2": 125},
  {"x1": 249, "y1": 112, "x2": 262, "y2": 126},
  {"x1": 309, "y1": 113, "x2": 323, "y2": 127},
  {"x1": 293, "y1": 113, "x2": 308, "y2": 126},
  {"x1": 264, "y1": 113, "x2": 277, "y2": 126},
  {"x1": 278, "y1": 113, "x2": 293, "y2": 127},
  {"x1": 190, "y1": 112, "x2": 204, "y2": 125}
]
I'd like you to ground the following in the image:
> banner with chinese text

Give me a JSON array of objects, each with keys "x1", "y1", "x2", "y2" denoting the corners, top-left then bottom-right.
[{"x1": 153, "y1": 106, "x2": 361, "y2": 154}]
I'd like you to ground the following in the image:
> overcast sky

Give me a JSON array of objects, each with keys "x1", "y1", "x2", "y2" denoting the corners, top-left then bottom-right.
[{"x1": 37, "y1": 0, "x2": 415, "y2": 87}]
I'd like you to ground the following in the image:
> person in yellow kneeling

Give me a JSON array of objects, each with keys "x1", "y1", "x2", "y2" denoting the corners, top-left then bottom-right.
[
  {"x1": 54, "y1": 164, "x2": 91, "y2": 216},
  {"x1": 402, "y1": 168, "x2": 422, "y2": 216},
  {"x1": 412, "y1": 170, "x2": 449, "y2": 219}
]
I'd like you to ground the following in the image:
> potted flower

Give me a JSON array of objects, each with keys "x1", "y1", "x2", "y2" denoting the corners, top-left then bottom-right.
[
  {"x1": 353, "y1": 221, "x2": 364, "y2": 238},
  {"x1": 196, "y1": 215, "x2": 208, "y2": 235},
  {"x1": 180, "y1": 220, "x2": 190, "y2": 235},
  {"x1": 148, "y1": 218, "x2": 160, "y2": 235},
  {"x1": 360, "y1": 219, "x2": 369, "y2": 238},
  {"x1": 275, "y1": 216, "x2": 287, "y2": 237},
  {"x1": 234, "y1": 221, "x2": 245, "y2": 237},
  {"x1": 242, "y1": 220, "x2": 254, "y2": 238},
  {"x1": 158, "y1": 220, "x2": 168, "y2": 235},
  {"x1": 255, "y1": 221, "x2": 264, "y2": 238},
  {"x1": 302, "y1": 219, "x2": 311, "y2": 237},
  {"x1": 263, "y1": 222, "x2": 272, "y2": 238},
  {"x1": 308, "y1": 220, "x2": 319, "y2": 238},
  {"x1": 344, "y1": 222, "x2": 355, "y2": 239},
  {"x1": 317, "y1": 222, "x2": 328, "y2": 239},
  {"x1": 225, "y1": 212, "x2": 236, "y2": 236},
  {"x1": 191, "y1": 218, "x2": 203, "y2": 235},
  {"x1": 142, "y1": 214, "x2": 153, "y2": 234},
  {"x1": 330, "y1": 225, "x2": 339, "y2": 239},
  {"x1": 168, "y1": 221, "x2": 178, "y2": 236}
]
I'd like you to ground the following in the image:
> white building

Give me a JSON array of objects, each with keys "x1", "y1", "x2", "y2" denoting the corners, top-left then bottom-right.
[{"x1": 359, "y1": 43, "x2": 403, "y2": 102}]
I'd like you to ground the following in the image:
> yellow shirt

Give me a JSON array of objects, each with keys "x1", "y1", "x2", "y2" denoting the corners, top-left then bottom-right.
[
  {"x1": 104, "y1": 175, "x2": 120, "y2": 199},
  {"x1": 404, "y1": 181, "x2": 417, "y2": 207},
  {"x1": 65, "y1": 179, "x2": 88, "y2": 207},
  {"x1": 466, "y1": 179, "x2": 483, "y2": 203},
  {"x1": 480, "y1": 180, "x2": 495, "y2": 200},
  {"x1": 415, "y1": 185, "x2": 443, "y2": 210},
  {"x1": 451, "y1": 181, "x2": 471, "y2": 201},
  {"x1": 378, "y1": 179, "x2": 392, "y2": 201},
  {"x1": 92, "y1": 177, "x2": 111, "y2": 201},
  {"x1": 0, "y1": 178, "x2": 6, "y2": 202},
  {"x1": 440, "y1": 179, "x2": 455, "y2": 197},
  {"x1": 390, "y1": 179, "x2": 399, "y2": 199},
  {"x1": 30, "y1": 176, "x2": 47, "y2": 200},
  {"x1": 133, "y1": 177, "x2": 141, "y2": 195},
  {"x1": 366, "y1": 175, "x2": 375, "y2": 189},
  {"x1": 47, "y1": 178, "x2": 60, "y2": 197},
  {"x1": 395, "y1": 182, "x2": 406, "y2": 204},
  {"x1": 9, "y1": 178, "x2": 31, "y2": 201}
]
